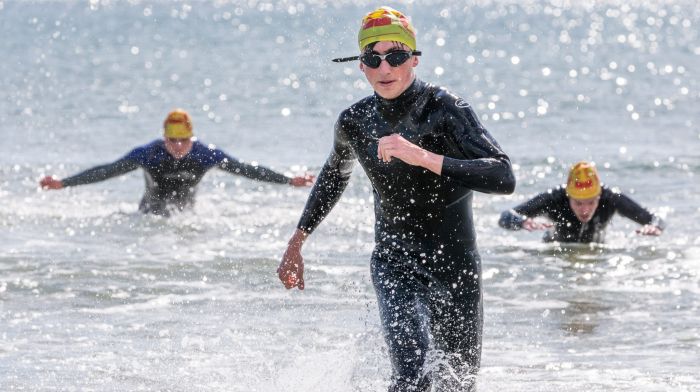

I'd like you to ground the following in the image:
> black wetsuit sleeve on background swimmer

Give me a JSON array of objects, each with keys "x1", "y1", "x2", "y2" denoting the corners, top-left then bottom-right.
[
  {"x1": 217, "y1": 155, "x2": 291, "y2": 184},
  {"x1": 296, "y1": 118, "x2": 356, "y2": 233},
  {"x1": 437, "y1": 90, "x2": 515, "y2": 194},
  {"x1": 61, "y1": 157, "x2": 140, "y2": 187},
  {"x1": 498, "y1": 190, "x2": 558, "y2": 230},
  {"x1": 609, "y1": 191, "x2": 666, "y2": 230}
]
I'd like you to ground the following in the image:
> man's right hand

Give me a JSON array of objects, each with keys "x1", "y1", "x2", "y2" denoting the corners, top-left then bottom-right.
[
  {"x1": 277, "y1": 229, "x2": 309, "y2": 290},
  {"x1": 522, "y1": 218, "x2": 553, "y2": 231},
  {"x1": 40, "y1": 176, "x2": 63, "y2": 190},
  {"x1": 278, "y1": 247, "x2": 305, "y2": 290}
]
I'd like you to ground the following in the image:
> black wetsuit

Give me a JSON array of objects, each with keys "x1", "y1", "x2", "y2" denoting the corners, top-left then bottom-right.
[
  {"x1": 297, "y1": 79, "x2": 515, "y2": 391},
  {"x1": 499, "y1": 185, "x2": 665, "y2": 243},
  {"x1": 61, "y1": 139, "x2": 290, "y2": 215}
]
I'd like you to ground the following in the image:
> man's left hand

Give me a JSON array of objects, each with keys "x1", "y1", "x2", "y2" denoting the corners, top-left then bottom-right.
[
  {"x1": 377, "y1": 134, "x2": 443, "y2": 175},
  {"x1": 636, "y1": 225, "x2": 662, "y2": 236},
  {"x1": 289, "y1": 174, "x2": 315, "y2": 187}
]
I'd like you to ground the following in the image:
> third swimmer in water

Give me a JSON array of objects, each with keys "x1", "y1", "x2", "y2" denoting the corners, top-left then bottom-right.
[{"x1": 499, "y1": 161, "x2": 665, "y2": 243}]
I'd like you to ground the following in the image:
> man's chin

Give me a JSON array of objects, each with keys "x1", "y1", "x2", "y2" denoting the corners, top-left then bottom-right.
[{"x1": 375, "y1": 87, "x2": 399, "y2": 99}]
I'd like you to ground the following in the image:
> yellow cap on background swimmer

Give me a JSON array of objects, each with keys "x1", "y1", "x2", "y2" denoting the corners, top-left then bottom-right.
[
  {"x1": 566, "y1": 161, "x2": 602, "y2": 200},
  {"x1": 358, "y1": 6, "x2": 417, "y2": 51},
  {"x1": 163, "y1": 109, "x2": 193, "y2": 139}
]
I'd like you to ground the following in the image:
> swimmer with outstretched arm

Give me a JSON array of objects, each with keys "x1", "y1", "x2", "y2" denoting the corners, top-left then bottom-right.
[{"x1": 40, "y1": 109, "x2": 314, "y2": 215}]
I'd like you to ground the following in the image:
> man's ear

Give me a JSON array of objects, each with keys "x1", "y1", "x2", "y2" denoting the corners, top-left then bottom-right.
[
  {"x1": 412, "y1": 55, "x2": 419, "y2": 67},
  {"x1": 359, "y1": 62, "x2": 365, "y2": 72}
]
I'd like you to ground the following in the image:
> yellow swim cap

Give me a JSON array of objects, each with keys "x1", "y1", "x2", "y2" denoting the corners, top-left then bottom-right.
[
  {"x1": 566, "y1": 161, "x2": 602, "y2": 200},
  {"x1": 358, "y1": 6, "x2": 417, "y2": 51},
  {"x1": 163, "y1": 109, "x2": 193, "y2": 139}
]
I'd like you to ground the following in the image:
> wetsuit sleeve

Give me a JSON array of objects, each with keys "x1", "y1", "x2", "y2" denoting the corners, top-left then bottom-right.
[
  {"x1": 498, "y1": 191, "x2": 557, "y2": 230},
  {"x1": 296, "y1": 117, "x2": 356, "y2": 234},
  {"x1": 217, "y1": 154, "x2": 290, "y2": 184},
  {"x1": 437, "y1": 93, "x2": 515, "y2": 194},
  {"x1": 612, "y1": 192, "x2": 666, "y2": 230},
  {"x1": 498, "y1": 210, "x2": 525, "y2": 230},
  {"x1": 61, "y1": 156, "x2": 140, "y2": 187}
]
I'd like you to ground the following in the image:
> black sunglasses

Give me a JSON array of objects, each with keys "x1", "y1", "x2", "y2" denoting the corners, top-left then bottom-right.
[{"x1": 332, "y1": 50, "x2": 422, "y2": 68}]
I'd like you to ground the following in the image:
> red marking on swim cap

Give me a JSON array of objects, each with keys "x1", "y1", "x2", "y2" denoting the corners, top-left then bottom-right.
[
  {"x1": 363, "y1": 17, "x2": 393, "y2": 29},
  {"x1": 575, "y1": 179, "x2": 593, "y2": 189}
]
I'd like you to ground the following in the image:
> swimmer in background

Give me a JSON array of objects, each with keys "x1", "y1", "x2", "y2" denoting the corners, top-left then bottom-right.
[
  {"x1": 40, "y1": 109, "x2": 314, "y2": 216},
  {"x1": 499, "y1": 161, "x2": 665, "y2": 243}
]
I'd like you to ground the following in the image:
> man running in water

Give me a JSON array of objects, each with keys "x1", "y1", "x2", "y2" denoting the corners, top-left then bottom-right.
[
  {"x1": 40, "y1": 109, "x2": 314, "y2": 216},
  {"x1": 499, "y1": 161, "x2": 665, "y2": 243},
  {"x1": 277, "y1": 7, "x2": 515, "y2": 391}
]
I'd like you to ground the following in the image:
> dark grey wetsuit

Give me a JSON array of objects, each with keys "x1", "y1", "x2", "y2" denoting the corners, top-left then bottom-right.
[
  {"x1": 61, "y1": 139, "x2": 290, "y2": 215},
  {"x1": 296, "y1": 79, "x2": 515, "y2": 391},
  {"x1": 499, "y1": 185, "x2": 665, "y2": 243}
]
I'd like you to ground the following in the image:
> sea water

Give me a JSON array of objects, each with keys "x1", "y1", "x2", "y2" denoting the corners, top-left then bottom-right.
[{"x1": 0, "y1": 1, "x2": 698, "y2": 391}]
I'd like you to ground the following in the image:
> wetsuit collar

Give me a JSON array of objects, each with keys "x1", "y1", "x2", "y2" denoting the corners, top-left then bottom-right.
[{"x1": 374, "y1": 77, "x2": 425, "y2": 117}]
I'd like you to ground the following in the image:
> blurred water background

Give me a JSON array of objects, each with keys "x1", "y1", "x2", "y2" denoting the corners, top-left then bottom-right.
[{"x1": 1, "y1": 0, "x2": 698, "y2": 390}]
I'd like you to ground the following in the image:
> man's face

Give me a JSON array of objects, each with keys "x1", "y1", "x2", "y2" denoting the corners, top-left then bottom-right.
[
  {"x1": 164, "y1": 137, "x2": 193, "y2": 159},
  {"x1": 569, "y1": 196, "x2": 600, "y2": 223},
  {"x1": 359, "y1": 41, "x2": 419, "y2": 100}
]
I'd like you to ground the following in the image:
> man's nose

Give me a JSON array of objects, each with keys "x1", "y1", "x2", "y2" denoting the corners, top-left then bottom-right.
[{"x1": 378, "y1": 58, "x2": 393, "y2": 72}]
